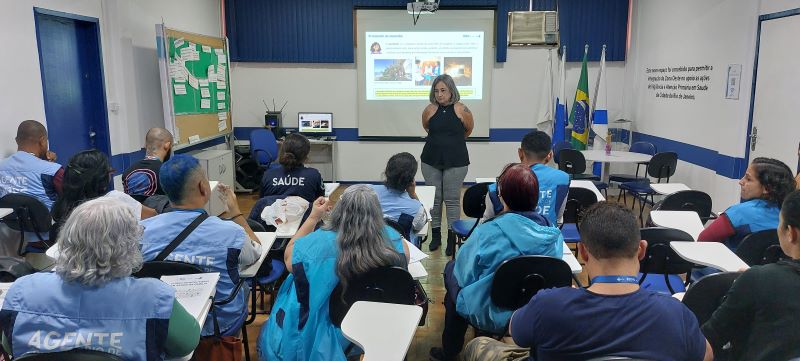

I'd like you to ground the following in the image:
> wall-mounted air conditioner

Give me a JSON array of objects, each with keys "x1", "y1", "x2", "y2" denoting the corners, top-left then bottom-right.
[{"x1": 508, "y1": 11, "x2": 559, "y2": 46}]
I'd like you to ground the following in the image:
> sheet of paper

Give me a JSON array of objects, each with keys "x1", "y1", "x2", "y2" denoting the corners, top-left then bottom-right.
[
  {"x1": 173, "y1": 84, "x2": 187, "y2": 95},
  {"x1": 217, "y1": 65, "x2": 226, "y2": 82},
  {"x1": 405, "y1": 240, "x2": 429, "y2": 263},
  {"x1": 207, "y1": 65, "x2": 217, "y2": 82},
  {"x1": 160, "y1": 273, "x2": 219, "y2": 321},
  {"x1": 217, "y1": 91, "x2": 226, "y2": 101},
  {"x1": 217, "y1": 54, "x2": 227, "y2": 64},
  {"x1": 217, "y1": 102, "x2": 226, "y2": 110},
  {"x1": 218, "y1": 112, "x2": 227, "y2": 121},
  {"x1": 408, "y1": 261, "x2": 428, "y2": 279},
  {"x1": 214, "y1": 48, "x2": 224, "y2": 55},
  {"x1": 202, "y1": 45, "x2": 211, "y2": 53},
  {"x1": 217, "y1": 81, "x2": 226, "y2": 89},
  {"x1": 188, "y1": 74, "x2": 199, "y2": 90},
  {"x1": 173, "y1": 38, "x2": 184, "y2": 48},
  {"x1": 180, "y1": 47, "x2": 193, "y2": 59},
  {"x1": 201, "y1": 99, "x2": 211, "y2": 109},
  {"x1": 188, "y1": 135, "x2": 201, "y2": 144},
  {"x1": 218, "y1": 120, "x2": 227, "y2": 131},
  {"x1": 0, "y1": 282, "x2": 12, "y2": 308},
  {"x1": 199, "y1": 79, "x2": 209, "y2": 87},
  {"x1": 201, "y1": 88, "x2": 211, "y2": 98}
]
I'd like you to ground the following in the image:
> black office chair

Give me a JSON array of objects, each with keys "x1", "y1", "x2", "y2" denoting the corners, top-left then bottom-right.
[
  {"x1": 329, "y1": 266, "x2": 417, "y2": 327},
  {"x1": 619, "y1": 152, "x2": 678, "y2": 223},
  {"x1": 558, "y1": 149, "x2": 601, "y2": 181},
  {"x1": 608, "y1": 141, "x2": 657, "y2": 184},
  {"x1": 490, "y1": 255, "x2": 573, "y2": 310},
  {"x1": 561, "y1": 187, "x2": 598, "y2": 261},
  {"x1": 0, "y1": 193, "x2": 52, "y2": 256},
  {"x1": 451, "y1": 182, "x2": 491, "y2": 258},
  {"x1": 735, "y1": 229, "x2": 788, "y2": 266},
  {"x1": 649, "y1": 190, "x2": 716, "y2": 223},
  {"x1": 14, "y1": 349, "x2": 124, "y2": 361},
  {"x1": 0, "y1": 257, "x2": 35, "y2": 282},
  {"x1": 682, "y1": 272, "x2": 741, "y2": 326},
  {"x1": 553, "y1": 141, "x2": 573, "y2": 165},
  {"x1": 638, "y1": 227, "x2": 695, "y2": 294}
]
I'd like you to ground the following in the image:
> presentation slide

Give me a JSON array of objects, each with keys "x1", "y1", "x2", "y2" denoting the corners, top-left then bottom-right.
[
  {"x1": 365, "y1": 32, "x2": 484, "y2": 101},
  {"x1": 298, "y1": 113, "x2": 332, "y2": 133}
]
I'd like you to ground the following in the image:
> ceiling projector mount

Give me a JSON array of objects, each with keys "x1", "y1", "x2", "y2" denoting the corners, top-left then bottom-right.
[{"x1": 407, "y1": 0, "x2": 440, "y2": 25}]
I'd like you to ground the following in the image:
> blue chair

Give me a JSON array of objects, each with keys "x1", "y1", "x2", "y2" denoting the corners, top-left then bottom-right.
[
  {"x1": 608, "y1": 141, "x2": 657, "y2": 185},
  {"x1": 619, "y1": 152, "x2": 678, "y2": 223},
  {"x1": 250, "y1": 129, "x2": 280, "y2": 170},
  {"x1": 638, "y1": 227, "x2": 694, "y2": 295},
  {"x1": 251, "y1": 259, "x2": 287, "y2": 315},
  {"x1": 560, "y1": 187, "x2": 598, "y2": 262}
]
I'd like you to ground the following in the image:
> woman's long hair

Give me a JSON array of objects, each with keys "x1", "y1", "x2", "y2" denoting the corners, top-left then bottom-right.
[
  {"x1": 52, "y1": 150, "x2": 112, "y2": 224},
  {"x1": 327, "y1": 185, "x2": 405, "y2": 292}
]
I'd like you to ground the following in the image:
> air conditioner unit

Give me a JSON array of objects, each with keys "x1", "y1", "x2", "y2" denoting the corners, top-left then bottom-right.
[{"x1": 507, "y1": 11, "x2": 559, "y2": 46}]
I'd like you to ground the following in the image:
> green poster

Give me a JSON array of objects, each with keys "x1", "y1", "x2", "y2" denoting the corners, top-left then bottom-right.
[{"x1": 168, "y1": 36, "x2": 230, "y2": 115}]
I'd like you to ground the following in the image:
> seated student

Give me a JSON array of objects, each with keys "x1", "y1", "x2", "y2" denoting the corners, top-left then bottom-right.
[
  {"x1": 371, "y1": 152, "x2": 428, "y2": 246},
  {"x1": 122, "y1": 127, "x2": 173, "y2": 202},
  {"x1": 702, "y1": 190, "x2": 800, "y2": 361},
  {"x1": 484, "y1": 130, "x2": 569, "y2": 225},
  {"x1": 430, "y1": 164, "x2": 564, "y2": 361},
  {"x1": 698, "y1": 157, "x2": 795, "y2": 249},
  {"x1": 140, "y1": 154, "x2": 262, "y2": 337},
  {"x1": 260, "y1": 133, "x2": 324, "y2": 202},
  {"x1": 0, "y1": 120, "x2": 64, "y2": 209},
  {"x1": 258, "y1": 185, "x2": 410, "y2": 361},
  {"x1": 0, "y1": 197, "x2": 200, "y2": 359},
  {"x1": 462, "y1": 202, "x2": 713, "y2": 361},
  {"x1": 51, "y1": 150, "x2": 156, "y2": 240}
]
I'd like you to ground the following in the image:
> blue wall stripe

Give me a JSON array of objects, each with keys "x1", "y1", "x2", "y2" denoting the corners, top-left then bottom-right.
[
  {"x1": 233, "y1": 127, "x2": 533, "y2": 142},
  {"x1": 632, "y1": 132, "x2": 746, "y2": 180}
]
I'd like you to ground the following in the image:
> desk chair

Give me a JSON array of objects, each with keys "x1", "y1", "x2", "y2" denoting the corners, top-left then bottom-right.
[
  {"x1": 250, "y1": 129, "x2": 280, "y2": 169},
  {"x1": 450, "y1": 182, "x2": 491, "y2": 258},
  {"x1": 638, "y1": 227, "x2": 695, "y2": 294},
  {"x1": 14, "y1": 349, "x2": 124, "y2": 361},
  {"x1": 561, "y1": 187, "x2": 598, "y2": 257},
  {"x1": 608, "y1": 141, "x2": 657, "y2": 184},
  {"x1": 558, "y1": 149, "x2": 601, "y2": 181},
  {"x1": 619, "y1": 152, "x2": 678, "y2": 224},
  {"x1": 735, "y1": 229, "x2": 788, "y2": 266},
  {"x1": 649, "y1": 190, "x2": 715, "y2": 223},
  {"x1": 0, "y1": 194, "x2": 52, "y2": 256},
  {"x1": 0, "y1": 257, "x2": 35, "y2": 282},
  {"x1": 553, "y1": 141, "x2": 573, "y2": 165},
  {"x1": 491, "y1": 256, "x2": 573, "y2": 310},
  {"x1": 682, "y1": 272, "x2": 741, "y2": 326}
]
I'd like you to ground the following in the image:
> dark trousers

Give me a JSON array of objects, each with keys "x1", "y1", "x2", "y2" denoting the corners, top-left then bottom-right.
[{"x1": 442, "y1": 260, "x2": 469, "y2": 360}]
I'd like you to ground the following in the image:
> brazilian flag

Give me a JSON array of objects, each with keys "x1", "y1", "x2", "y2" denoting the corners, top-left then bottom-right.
[{"x1": 569, "y1": 49, "x2": 590, "y2": 150}]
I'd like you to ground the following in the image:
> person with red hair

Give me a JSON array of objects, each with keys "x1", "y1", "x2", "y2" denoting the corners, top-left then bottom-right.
[{"x1": 430, "y1": 164, "x2": 565, "y2": 361}]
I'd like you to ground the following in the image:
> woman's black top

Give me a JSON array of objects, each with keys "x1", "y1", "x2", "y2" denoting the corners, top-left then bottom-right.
[{"x1": 420, "y1": 104, "x2": 470, "y2": 168}]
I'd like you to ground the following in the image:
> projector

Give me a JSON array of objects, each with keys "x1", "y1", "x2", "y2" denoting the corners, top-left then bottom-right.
[{"x1": 407, "y1": 1, "x2": 439, "y2": 14}]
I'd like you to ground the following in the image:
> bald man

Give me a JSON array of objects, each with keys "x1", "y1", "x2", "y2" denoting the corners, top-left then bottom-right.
[
  {"x1": 123, "y1": 128, "x2": 173, "y2": 202},
  {"x1": 0, "y1": 120, "x2": 64, "y2": 209}
]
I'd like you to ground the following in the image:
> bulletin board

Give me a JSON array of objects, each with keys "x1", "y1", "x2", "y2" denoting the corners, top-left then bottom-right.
[{"x1": 156, "y1": 24, "x2": 232, "y2": 149}]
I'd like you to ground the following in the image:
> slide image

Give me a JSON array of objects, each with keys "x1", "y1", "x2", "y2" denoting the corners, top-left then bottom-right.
[
  {"x1": 301, "y1": 120, "x2": 311, "y2": 128},
  {"x1": 320, "y1": 120, "x2": 329, "y2": 128},
  {"x1": 444, "y1": 57, "x2": 473, "y2": 86},
  {"x1": 312, "y1": 120, "x2": 321, "y2": 128},
  {"x1": 415, "y1": 58, "x2": 442, "y2": 86},
  {"x1": 373, "y1": 59, "x2": 412, "y2": 81}
]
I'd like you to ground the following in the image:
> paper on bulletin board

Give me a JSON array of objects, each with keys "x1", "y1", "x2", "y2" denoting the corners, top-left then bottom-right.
[{"x1": 726, "y1": 64, "x2": 742, "y2": 100}]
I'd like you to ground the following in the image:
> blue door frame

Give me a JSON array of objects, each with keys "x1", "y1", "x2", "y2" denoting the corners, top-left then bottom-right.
[{"x1": 33, "y1": 7, "x2": 111, "y2": 165}]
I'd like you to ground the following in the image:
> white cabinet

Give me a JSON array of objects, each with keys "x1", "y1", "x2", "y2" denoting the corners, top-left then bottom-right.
[{"x1": 191, "y1": 149, "x2": 235, "y2": 189}]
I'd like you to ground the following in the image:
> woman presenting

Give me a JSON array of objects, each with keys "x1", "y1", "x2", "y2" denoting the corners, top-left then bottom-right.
[{"x1": 421, "y1": 74, "x2": 474, "y2": 255}]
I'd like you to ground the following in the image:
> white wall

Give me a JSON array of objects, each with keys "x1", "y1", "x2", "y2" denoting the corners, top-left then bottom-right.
[
  {"x1": 0, "y1": 0, "x2": 221, "y2": 157},
  {"x1": 230, "y1": 47, "x2": 626, "y2": 181}
]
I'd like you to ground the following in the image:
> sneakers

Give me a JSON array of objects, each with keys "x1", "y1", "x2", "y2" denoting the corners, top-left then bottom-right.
[{"x1": 429, "y1": 227, "x2": 442, "y2": 252}]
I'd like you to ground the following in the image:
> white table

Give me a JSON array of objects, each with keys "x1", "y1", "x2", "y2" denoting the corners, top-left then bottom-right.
[
  {"x1": 408, "y1": 261, "x2": 428, "y2": 279},
  {"x1": 562, "y1": 241, "x2": 582, "y2": 274},
  {"x1": 475, "y1": 177, "x2": 495, "y2": 184},
  {"x1": 570, "y1": 180, "x2": 606, "y2": 202},
  {"x1": 324, "y1": 182, "x2": 340, "y2": 197},
  {"x1": 341, "y1": 301, "x2": 422, "y2": 361},
  {"x1": 239, "y1": 232, "x2": 278, "y2": 278},
  {"x1": 670, "y1": 242, "x2": 749, "y2": 272},
  {"x1": 415, "y1": 185, "x2": 436, "y2": 236},
  {"x1": 650, "y1": 210, "x2": 705, "y2": 241},
  {"x1": 0, "y1": 208, "x2": 12, "y2": 219},
  {"x1": 581, "y1": 150, "x2": 652, "y2": 183},
  {"x1": 650, "y1": 183, "x2": 691, "y2": 195}
]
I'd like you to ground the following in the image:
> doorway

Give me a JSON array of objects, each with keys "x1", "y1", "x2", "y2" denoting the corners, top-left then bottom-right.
[{"x1": 34, "y1": 8, "x2": 111, "y2": 166}]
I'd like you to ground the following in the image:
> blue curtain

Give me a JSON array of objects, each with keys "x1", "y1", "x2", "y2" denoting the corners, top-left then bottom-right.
[{"x1": 225, "y1": 0, "x2": 626, "y2": 63}]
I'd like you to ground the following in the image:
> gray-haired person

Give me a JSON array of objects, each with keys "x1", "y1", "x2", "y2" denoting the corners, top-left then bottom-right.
[
  {"x1": 259, "y1": 185, "x2": 411, "y2": 360},
  {"x1": 420, "y1": 74, "x2": 475, "y2": 255},
  {"x1": 0, "y1": 197, "x2": 200, "y2": 359}
]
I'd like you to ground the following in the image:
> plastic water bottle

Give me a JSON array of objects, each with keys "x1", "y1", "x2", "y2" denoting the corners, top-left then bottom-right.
[{"x1": 605, "y1": 132, "x2": 612, "y2": 155}]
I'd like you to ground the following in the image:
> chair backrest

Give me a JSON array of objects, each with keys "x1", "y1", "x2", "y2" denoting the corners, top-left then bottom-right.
[
  {"x1": 384, "y1": 217, "x2": 412, "y2": 241},
  {"x1": 563, "y1": 187, "x2": 598, "y2": 224},
  {"x1": 490, "y1": 255, "x2": 573, "y2": 309},
  {"x1": 653, "y1": 190, "x2": 713, "y2": 220},
  {"x1": 682, "y1": 271, "x2": 741, "y2": 325},
  {"x1": 250, "y1": 129, "x2": 279, "y2": 166},
  {"x1": 646, "y1": 152, "x2": 678, "y2": 181},
  {"x1": 735, "y1": 229, "x2": 788, "y2": 266},
  {"x1": 629, "y1": 141, "x2": 656, "y2": 156},
  {"x1": 0, "y1": 257, "x2": 35, "y2": 282},
  {"x1": 329, "y1": 266, "x2": 416, "y2": 327},
  {"x1": 132, "y1": 260, "x2": 205, "y2": 279},
  {"x1": 553, "y1": 141, "x2": 574, "y2": 164},
  {"x1": 0, "y1": 193, "x2": 52, "y2": 235},
  {"x1": 639, "y1": 227, "x2": 695, "y2": 275},
  {"x1": 462, "y1": 182, "x2": 490, "y2": 218},
  {"x1": 15, "y1": 349, "x2": 125, "y2": 361},
  {"x1": 558, "y1": 149, "x2": 587, "y2": 176}
]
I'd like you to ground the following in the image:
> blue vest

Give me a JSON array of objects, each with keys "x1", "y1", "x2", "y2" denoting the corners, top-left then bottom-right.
[
  {"x1": 453, "y1": 212, "x2": 563, "y2": 334},
  {"x1": 140, "y1": 210, "x2": 247, "y2": 336},
  {"x1": 258, "y1": 226, "x2": 405, "y2": 361},
  {"x1": 724, "y1": 198, "x2": 780, "y2": 249},
  {"x1": 371, "y1": 184, "x2": 425, "y2": 246},
  {"x1": 0, "y1": 151, "x2": 62, "y2": 209},
  {"x1": 0, "y1": 272, "x2": 174, "y2": 361},
  {"x1": 488, "y1": 163, "x2": 569, "y2": 225}
]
